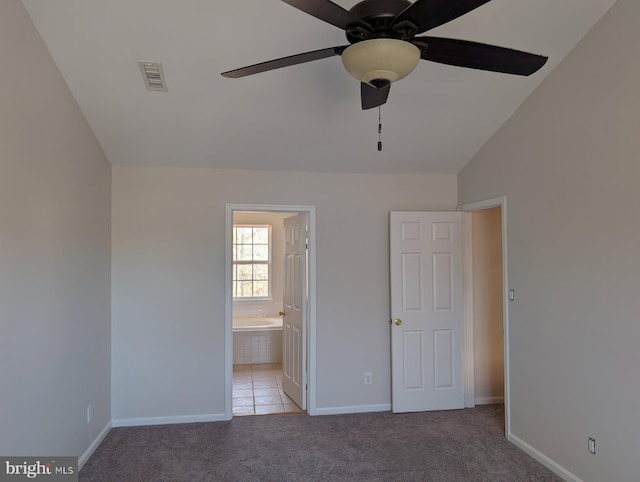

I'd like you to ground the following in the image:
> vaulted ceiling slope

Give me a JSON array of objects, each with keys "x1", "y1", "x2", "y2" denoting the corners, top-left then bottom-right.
[{"x1": 22, "y1": 0, "x2": 617, "y2": 174}]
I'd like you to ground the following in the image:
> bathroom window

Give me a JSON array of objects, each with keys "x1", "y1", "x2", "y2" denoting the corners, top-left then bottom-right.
[{"x1": 232, "y1": 225, "x2": 271, "y2": 299}]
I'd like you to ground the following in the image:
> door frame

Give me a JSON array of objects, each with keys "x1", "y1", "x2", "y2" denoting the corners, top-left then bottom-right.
[
  {"x1": 224, "y1": 204, "x2": 317, "y2": 419},
  {"x1": 458, "y1": 196, "x2": 510, "y2": 436}
]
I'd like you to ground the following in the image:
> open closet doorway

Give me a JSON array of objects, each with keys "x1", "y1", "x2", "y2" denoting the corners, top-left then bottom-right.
[
  {"x1": 224, "y1": 204, "x2": 316, "y2": 419},
  {"x1": 461, "y1": 196, "x2": 509, "y2": 435}
]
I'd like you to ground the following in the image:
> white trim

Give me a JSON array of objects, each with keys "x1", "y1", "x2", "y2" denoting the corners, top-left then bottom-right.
[
  {"x1": 458, "y1": 197, "x2": 505, "y2": 212},
  {"x1": 459, "y1": 196, "x2": 510, "y2": 436},
  {"x1": 225, "y1": 204, "x2": 317, "y2": 417},
  {"x1": 78, "y1": 421, "x2": 111, "y2": 469},
  {"x1": 112, "y1": 412, "x2": 228, "y2": 428},
  {"x1": 314, "y1": 404, "x2": 391, "y2": 416},
  {"x1": 462, "y1": 212, "x2": 475, "y2": 408},
  {"x1": 474, "y1": 396, "x2": 505, "y2": 405},
  {"x1": 509, "y1": 433, "x2": 583, "y2": 482}
]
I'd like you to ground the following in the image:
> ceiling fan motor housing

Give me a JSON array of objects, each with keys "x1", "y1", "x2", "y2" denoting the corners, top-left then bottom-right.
[
  {"x1": 345, "y1": 0, "x2": 415, "y2": 43},
  {"x1": 341, "y1": 0, "x2": 422, "y2": 86}
]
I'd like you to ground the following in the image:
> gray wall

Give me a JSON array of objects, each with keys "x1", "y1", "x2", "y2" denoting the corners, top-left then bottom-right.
[
  {"x1": 0, "y1": 0, "x2": 111, "y2": 460},
  {"x1": 458, "y1": 0, "x2": 640, "y2": 479},
  {"x1": 111, "y1": 167, "x2": 456, "y2": 420}
]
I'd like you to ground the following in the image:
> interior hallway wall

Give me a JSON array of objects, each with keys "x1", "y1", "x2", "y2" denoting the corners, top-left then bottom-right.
[
  {"x1": 111, "y1": 167, "x2": 456, "y2": 420},
  {"x1": 0, "y1": 0, "x2": 112, "y2": 460},
  {"x1": 458, "y1": 0, "x2": 640, "y2": 479},
  {"x1": 471, "y1": 207, "x2": 504, "y2": 404}
]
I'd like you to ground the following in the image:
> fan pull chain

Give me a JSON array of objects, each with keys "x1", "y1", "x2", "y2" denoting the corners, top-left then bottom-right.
[{"x1": 377, "y1": 105, "x2": 383, "y2": 151}]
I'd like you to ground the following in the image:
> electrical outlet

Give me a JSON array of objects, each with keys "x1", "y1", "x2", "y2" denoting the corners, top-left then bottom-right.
[
  {"x1": 364, "y1": 372, "x2": 372, "y2": 385},
  {"x1": 87, "y1": 404, "x2": 92, "y2": 424},
  {"x1": 588, "y1": 437, "x2": 596, "y2": 454}
]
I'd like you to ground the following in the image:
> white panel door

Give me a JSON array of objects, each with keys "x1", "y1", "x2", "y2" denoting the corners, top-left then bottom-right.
[
  {"x1": 390, "y1": 211, "x2": 464, "y2": 413},
  {"x1": 282, "y1": 214, "x2": 307, "y2": 410}
]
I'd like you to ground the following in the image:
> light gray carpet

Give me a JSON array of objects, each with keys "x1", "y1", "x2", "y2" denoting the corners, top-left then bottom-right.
[{"x1": 80, "y1": 405, "x2": 561, "y2": 481}]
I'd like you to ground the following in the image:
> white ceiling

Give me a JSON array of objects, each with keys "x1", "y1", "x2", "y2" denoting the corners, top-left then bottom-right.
[{"x1": 22, "y1": 0, "x2": 616, "y2": 174}]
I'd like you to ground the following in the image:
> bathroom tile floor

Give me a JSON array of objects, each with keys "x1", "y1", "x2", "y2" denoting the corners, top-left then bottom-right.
[{"x1": 232, "y1": 363, "x2": 304, "y2": 416}]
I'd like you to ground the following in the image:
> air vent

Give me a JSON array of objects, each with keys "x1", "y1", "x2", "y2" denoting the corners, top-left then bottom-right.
[{"x1": 138, "y1": 61, "x2": 167, "y2": 92}]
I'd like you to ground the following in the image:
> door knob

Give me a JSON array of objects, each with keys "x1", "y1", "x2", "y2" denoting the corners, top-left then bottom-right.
[
  {"x1": 279, "y1": 311, "x2": 287, "y2": 317},
  {"x1": 394, "y1": 318, "x2": 402, "y2": 326}
]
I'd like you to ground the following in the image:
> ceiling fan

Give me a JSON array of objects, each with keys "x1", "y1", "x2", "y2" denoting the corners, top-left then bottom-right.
[{"x1": 221, "y1": 0, "x2": 548, "y2": 110}]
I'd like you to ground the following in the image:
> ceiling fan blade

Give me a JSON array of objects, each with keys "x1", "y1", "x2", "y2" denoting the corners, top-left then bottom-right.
[
  {"x1": 221, "y1": 46, "x2": 347, "y2": 78},
  {"x1": 392, "y1": 0, "x2": 491, "y2": 35},
  {"x1": 361, "y1": 82, "x2": 391, "y2": 110},
  {"x1": 282, "y1": 0, "x2": 371, "y2": 32},
  {"x1": 414, "y1": 37, "x2": 548, "y2": 76}
]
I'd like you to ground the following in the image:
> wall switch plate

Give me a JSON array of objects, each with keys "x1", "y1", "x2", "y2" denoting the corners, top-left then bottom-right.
[
  {"x1": 364, "y1": 372, "x2": 372, "y2": 385},
  {"x1": 588, "y1": 437, "x2": 596, "y2": 454},
  {"x1": 509, "y1": 289, "x2": 515, "y2": 301}
]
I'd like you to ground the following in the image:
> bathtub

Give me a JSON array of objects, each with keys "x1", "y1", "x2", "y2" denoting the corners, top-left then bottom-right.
[
  {"x1": 233, "y1": 317, "x2": 283, "y2": 331},
  {"x1": 233, "y1": 317, "x2": 283, "y2": 365}
]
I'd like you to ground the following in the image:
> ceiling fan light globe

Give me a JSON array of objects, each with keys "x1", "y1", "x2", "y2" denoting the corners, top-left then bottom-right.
[{"x1": 341, "y1": 39, "x2": 420, "y2": 85}]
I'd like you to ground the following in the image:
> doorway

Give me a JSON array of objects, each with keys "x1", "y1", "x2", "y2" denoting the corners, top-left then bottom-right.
[
  {"x1": 224, "y1": 204, "x2": 316, "y2": 419},
  {"x1": 389, "y1": 201, "x2": 509, "y2": 432},
  {"x1": 461, "y1": 196, "x2": 509, "y2": 435},
  {"x1": 469, "y1": 207, "x2": 504, "y2": 405}
]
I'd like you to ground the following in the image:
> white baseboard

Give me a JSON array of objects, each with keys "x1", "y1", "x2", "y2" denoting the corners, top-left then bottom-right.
[
  {"x1": 475, "y1": 396, "x2": 504, "y2": 405},
  {"x1": 508, "y1": 432, "x2": 582, "y2": 482},
  {"x1": 112, "y1": 412, "x2": 229, "y2": 428},
  {"x1": 79, "y1": 421, "x2": 111, "y2": 470},
  {"x1": 314, "y1": 404, "x2": 391, "y2": 416}
]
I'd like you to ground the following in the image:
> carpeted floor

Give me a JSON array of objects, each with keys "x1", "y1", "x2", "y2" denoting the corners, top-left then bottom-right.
[{"x1": 80, "y1": 405, "x2": 561, "y2": 481}]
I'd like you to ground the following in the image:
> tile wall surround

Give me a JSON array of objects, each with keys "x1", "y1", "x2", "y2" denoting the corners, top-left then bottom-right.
[
  {"x1": 232, "y1": 299, "x2": 283, "y2": 319},
  {"x1": 233, "y1": 330, "x2": 282, "y2": 365},
  {"x1": 232, "y1": 300, "x2": 284, "y2": 365}
]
